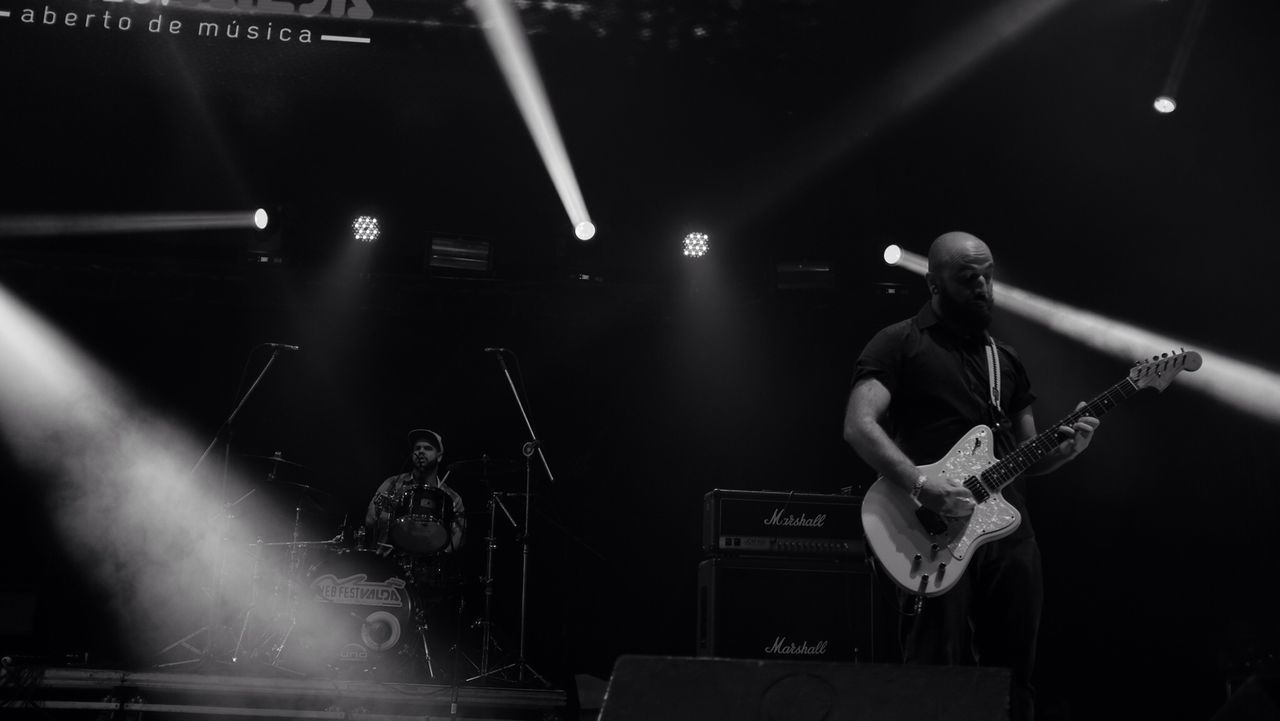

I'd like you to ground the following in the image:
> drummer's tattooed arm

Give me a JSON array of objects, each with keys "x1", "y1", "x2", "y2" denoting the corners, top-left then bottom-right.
[
  {"x1": 365, "y1": 477, "x2": 396, "y2": 528},
  {"x1": 447, "y1": 491, "x2": 466, "y2": 551}
]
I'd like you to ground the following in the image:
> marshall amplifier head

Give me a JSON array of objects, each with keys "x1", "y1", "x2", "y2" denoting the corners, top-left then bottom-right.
[{"x1": 702, "y1": 488, "x2": 865, "y2": 558}]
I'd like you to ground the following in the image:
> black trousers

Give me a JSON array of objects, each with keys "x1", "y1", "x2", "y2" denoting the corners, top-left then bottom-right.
[{"x1": 899, "y1": 534, "x2": 1043, "y2": 721}]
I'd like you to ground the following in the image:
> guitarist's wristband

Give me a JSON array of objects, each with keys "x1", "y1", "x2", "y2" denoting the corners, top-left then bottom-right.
[{"x1": 909, "y1": 474, "x2": 926, "y2": 500}]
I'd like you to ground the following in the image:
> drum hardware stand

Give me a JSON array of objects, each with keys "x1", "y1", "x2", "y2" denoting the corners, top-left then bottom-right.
[
  {"x1": 155, "y1": 345, "x2": 291, "y2": 671},
  {"x1": 476, "y1": 348, "x2": 553, "y2": 687},
  {"x1": 153, "y1": 489, "x2": 256, "y2": 669},
  {"x1": 230, "y1": 539, "x2": 266, "y2": 664},
  {"x1": 248, "y1": 495, "x2": 310, "y2": 670},
  {"x1": 448, "y1": 587, "x2": 468, "y2": 719},
  {"x1": 468, "y1": 487, "x2": 518, "y2": 681},
  {"x1": 465, "y1": 447, "x2": 547, "y2": 687},
  {"x1": 414, "y1": 604, "x2": 437, "y2": 680}
]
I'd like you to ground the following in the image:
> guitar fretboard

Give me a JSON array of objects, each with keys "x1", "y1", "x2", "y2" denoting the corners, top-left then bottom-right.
[{"x1": 965, "y1": 377, "x2": 1138, "y2": 502}]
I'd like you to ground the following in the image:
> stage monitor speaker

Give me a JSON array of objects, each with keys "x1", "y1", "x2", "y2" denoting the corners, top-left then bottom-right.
[
  {"x1": 697, "y1": 557, "x2": 875, "y2": 663},
  {"x1": 598, "y1": 655, "x2": 1010, "y2": 721}
]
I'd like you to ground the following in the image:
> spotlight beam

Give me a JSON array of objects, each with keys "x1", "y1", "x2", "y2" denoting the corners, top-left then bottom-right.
[
  {"x1": 1157, "y1": 0, "x2": 1213, "y2": 111},
  {"x1": 889, "y1": 248, "x2": 1280, "y2": 424},
  {"x1": 0, "y1": 282, "x2": 265, "y2": 659},
  {"x1": 471, "y1": 0, "x2": 593, "y2": 238},
  {"x1": 720, "y1": 0, "x2": 1072, "y2": 229},
  {"x1": 0, "y1": 210, "x2": 268, "y2": 238}
]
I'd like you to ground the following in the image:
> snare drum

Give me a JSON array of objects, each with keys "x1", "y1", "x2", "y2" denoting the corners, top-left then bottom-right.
[{"x1": 391, "y1": 485, "x2": 454, "y2": 554}]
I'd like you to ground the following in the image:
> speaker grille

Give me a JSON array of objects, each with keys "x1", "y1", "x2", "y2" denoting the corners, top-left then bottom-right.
[{"x1": 697, "y1": 557, "x2": 875, "y2": 663}]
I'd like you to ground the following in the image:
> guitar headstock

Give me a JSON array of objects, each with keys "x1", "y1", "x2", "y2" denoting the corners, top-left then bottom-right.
[{"x1": 1130, "y1": 349, "x2": 1202, "y2": 392}]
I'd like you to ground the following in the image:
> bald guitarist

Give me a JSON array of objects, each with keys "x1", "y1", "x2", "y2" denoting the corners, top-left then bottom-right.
[{"x1": 843, "y1": 231, "x2": 1100, "y2": 721}]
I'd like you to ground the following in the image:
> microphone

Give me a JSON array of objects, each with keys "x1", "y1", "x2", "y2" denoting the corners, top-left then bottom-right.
[
  {"x1": 266, "y1": 343, "x2": 301, "y2": 351},
  {"x1": 484, "y1": 347, "x2": 507, "y2": 353}
]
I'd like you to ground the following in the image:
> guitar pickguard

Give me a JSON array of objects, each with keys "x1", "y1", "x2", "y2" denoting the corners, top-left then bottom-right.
[
  {"x1": 924, "y1": 426, "x2": 1018, "y2": 561},
  {"x1": 950, "y1": 493, "x2": 1018, "y2": 560}
]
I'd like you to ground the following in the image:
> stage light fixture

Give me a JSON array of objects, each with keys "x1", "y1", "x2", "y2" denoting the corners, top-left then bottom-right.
[
  {"x1": 776, "y1": 261, "x2": 835, "y2": 291},
  {"x1": 353, "y1": 215, "x2": 380, "y2": 243},
  {"x1": 883, "y1": 245, "x2": 903, "y2": 265},
  {"x1": 683, "y1": 232, "x2": 709, "y2": 259},
  {"x1": 253, "y1": 208, "x2": 269, "y2": 230},
  {"x1": 1153, "y1": 95, "x2": 1177, "y2": 114},
  {"x1": 428, "y1": 235, "x2": 492, "y2": 275},
  {"x1": 575, "y1": 221, "x2": 596, "y2": 241}
]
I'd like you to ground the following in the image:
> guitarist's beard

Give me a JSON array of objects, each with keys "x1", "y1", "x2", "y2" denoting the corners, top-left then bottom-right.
[{"x1": 937, "y1": 290, "x2": 993, "y2": 333}]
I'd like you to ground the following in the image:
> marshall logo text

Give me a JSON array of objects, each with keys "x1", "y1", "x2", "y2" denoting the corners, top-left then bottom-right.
[
  {"x1": 764, "y1": 636, "x2": 830, "y2": 656},
  {"x1": 762, "y1": 508, "x2": 827, "y2": 528}
]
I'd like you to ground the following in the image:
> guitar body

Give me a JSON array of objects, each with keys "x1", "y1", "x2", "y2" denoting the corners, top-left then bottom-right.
[
  {"x1": 858, "y1": 349, "x2": 1201, "y2": 598},
  {"x1": 861, "y1": 425, "x2": 1022, "y2": 597}
]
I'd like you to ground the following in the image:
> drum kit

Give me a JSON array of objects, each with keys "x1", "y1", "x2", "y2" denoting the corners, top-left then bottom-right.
[
  {"x1": 160, "y1": 450, "x2": 535, "y2": 686},
  {"x1": 158, "y1": 344, "x2": 552, "y2": 687}
]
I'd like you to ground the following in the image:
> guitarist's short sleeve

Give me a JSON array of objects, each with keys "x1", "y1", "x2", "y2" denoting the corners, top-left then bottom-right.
[{"x1": 852, "y1": 320, "x2": 911, "y2": 396}]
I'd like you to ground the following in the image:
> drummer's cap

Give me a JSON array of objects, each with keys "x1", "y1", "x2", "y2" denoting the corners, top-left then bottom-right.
[{"x1": 407, "y1": 428, "x2": 444, "y2": 455}]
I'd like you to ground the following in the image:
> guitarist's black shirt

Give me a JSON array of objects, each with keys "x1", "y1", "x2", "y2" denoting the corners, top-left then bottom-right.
[{"x1": 854, "y1": 302, "x2": 1037, "y2": 539}]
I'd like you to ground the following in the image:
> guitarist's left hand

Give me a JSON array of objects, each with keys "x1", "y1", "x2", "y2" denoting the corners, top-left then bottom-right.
[{"x1": 1054, "y1": 401, "x2": 1100, "y2": 459}]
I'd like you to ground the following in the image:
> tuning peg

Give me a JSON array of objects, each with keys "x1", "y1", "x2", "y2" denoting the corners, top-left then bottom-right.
[{"x1": 1162, "y1": 353, "x2": 1169, "y2": 358}]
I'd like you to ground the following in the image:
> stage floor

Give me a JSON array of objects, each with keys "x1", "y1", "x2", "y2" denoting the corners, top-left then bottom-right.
[{"x1": 1, "y1": 665, "x2": 570, "y2": 720}]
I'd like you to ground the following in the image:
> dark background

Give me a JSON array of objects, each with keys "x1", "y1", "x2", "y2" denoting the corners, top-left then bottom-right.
[{"x1": 2, "y1": 1, "x2": 1279, "y2": 719}]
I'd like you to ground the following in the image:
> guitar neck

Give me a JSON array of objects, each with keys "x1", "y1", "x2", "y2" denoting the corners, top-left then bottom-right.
[{"x1": 977, "y1": 376, "x2": 1138, "y2": 494}]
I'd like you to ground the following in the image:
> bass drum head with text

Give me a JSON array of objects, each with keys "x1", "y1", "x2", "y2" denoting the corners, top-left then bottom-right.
[{"x1": 279, "y1": 550, "x2": 414, "y2": 677}]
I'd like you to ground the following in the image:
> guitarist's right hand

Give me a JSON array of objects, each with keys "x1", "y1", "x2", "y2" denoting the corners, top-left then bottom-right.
[{"x1": 915, "y1": 476, "x2": 977, "y2": 517}]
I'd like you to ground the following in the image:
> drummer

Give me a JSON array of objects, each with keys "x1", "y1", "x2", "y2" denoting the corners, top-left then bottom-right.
[{"x1": 365, "y1": 428, "x2": 466, "y2": 553}]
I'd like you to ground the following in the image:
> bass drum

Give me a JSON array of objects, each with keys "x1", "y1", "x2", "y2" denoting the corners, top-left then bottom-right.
[{"x1": 277, "y1": 550, "x2": 416, "y2": 678}]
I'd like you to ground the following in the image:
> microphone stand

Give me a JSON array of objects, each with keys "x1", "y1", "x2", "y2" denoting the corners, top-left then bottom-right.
[
  {"x1": 490, "y1": 350, "x2": 554, "y2": 485},
  {"x1": 483, "y1": 349, "x2": 550, "y2": 687},
  {"x1": 156, "y1": 346, "x2": 286, "y2": 669}
]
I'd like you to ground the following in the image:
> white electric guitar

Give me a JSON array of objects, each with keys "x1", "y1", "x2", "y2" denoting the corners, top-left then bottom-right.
[{"x1": 861, "y1": 349, "x2": 1202, "y2": 598}]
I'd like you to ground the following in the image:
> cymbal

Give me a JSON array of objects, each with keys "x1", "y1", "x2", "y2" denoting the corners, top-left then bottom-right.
[
  {"x1": 266, "y1": 478, "x2": 332, "y2": 497},
  {"x1": 446, "y1": 456, "x2": 522, "y2": 477},
  {"x1": 250, "y1": 538, "x2": 337, "y2": 548},
  {"x1": 242, "y1": 452, "x2": 308, "y2": 470}
]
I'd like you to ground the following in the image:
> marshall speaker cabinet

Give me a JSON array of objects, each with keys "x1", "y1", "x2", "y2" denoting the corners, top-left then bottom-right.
[{"x1": 696, "y1": 556, "x2": 876, "y2": 663}]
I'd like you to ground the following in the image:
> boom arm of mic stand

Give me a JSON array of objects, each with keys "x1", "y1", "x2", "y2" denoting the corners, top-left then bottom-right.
[
  {"x1": 493, "y1": 352, "x2": 555, "y2": 483},
  {"x1": 491, "y1": 491, "x2": 519, "y2": 529},
  {"x1": 190, "y1": 348, "x2": 283, "y2": 477}
]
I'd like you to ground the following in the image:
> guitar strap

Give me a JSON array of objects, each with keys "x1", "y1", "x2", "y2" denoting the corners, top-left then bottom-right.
[
  {"x1": 984, "y1": 335, "x2": 1019, "y2": 457},
  {"x1": 984, "y1": 334, "x2": 1002, "y2": 411}
]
